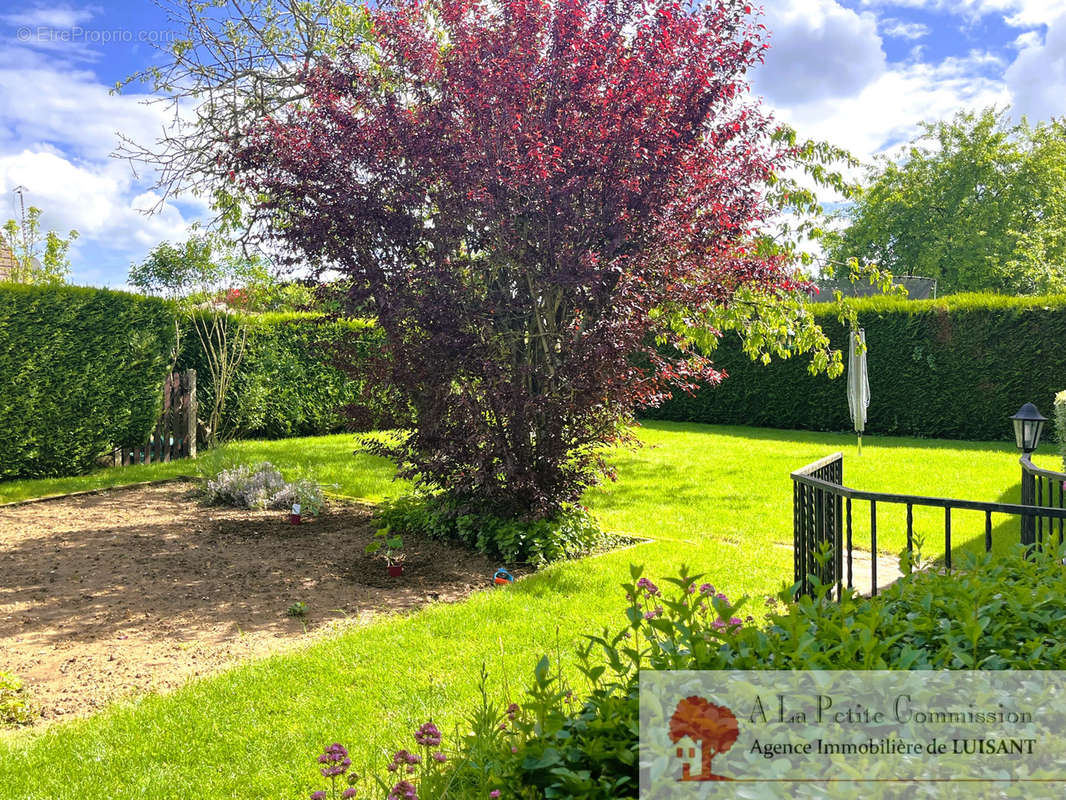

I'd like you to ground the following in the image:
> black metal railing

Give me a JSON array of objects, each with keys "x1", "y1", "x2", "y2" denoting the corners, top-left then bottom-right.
[
  {"x1": 1020, "y1": 454, "x2": 1066, "y2": 547},
  {"x1": 792, "y1": 453, "x2": 844, "y2": 601},
  {"x1": 792, "y1": 453, "x2": 1066, "y2": 599}
]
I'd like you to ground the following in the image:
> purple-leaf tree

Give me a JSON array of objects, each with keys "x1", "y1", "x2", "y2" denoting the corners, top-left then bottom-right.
[{"x1": 228, "y1": 0, "x2": 812, "y2": 518}]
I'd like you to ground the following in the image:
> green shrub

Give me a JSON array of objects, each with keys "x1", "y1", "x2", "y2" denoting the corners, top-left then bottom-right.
[
  {"x1": 644, "y1": 293, "x2": 1066, "y2": 441},
  {"x1": 1055, "y1": 390, "x2": 1066, "y2": 469},
  {"x1": 0, "y1": 284, "x2": 175, "y2": 478},
  {"x1": 177, "y1": 312, "x2": 396, "y2": 440},
  {"x1": 0, "y1": 671, "x2": 35, "y2": 727},
  {"x1": 375, "y1": 492, "x2": 611, "y2": 564}
]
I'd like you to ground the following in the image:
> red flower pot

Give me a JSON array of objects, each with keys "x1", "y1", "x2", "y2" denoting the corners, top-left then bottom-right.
[{"x1": 387, "y1": 564, "x2": 404, "y2": 577}]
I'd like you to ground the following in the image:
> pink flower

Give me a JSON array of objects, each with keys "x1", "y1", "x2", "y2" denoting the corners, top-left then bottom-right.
[
  {"x1": 414, "y1": 722, "x2": 442, "y2": 747},
  {"x1": 636, "y1": 577, "x2": 660, "y2": 596}
]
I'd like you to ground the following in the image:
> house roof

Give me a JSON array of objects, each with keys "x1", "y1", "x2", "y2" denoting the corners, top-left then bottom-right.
[{"x1": 0, "y1": 239, "x2": 16, "y2": 282}]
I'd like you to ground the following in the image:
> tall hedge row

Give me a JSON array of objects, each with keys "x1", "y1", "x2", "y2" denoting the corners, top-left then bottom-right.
[
  {"x1": 643, "y1": 294, "x2": 1066, "y2": 441},
  {"x1": 0, "y1": 284, "x2": 176, "y2": 479},
  {"x1": 176, "y1": 312, "x2": 390, "y2": 440}
]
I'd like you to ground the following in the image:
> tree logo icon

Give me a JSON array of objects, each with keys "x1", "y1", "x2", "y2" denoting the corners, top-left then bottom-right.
[{"x1": 669, "y1": 696, "x2": 739, "y2": 781}]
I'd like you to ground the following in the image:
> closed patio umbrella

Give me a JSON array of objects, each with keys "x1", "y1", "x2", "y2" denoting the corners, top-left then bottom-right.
[{"x1": 847, "y1": 328, "x2": 870, "y2": 455}]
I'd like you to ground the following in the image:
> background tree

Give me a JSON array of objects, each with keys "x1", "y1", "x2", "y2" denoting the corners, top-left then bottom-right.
[
  {"x1": 669, "y1": 696, "x2": 739, "y2": 781},
  {"x1": 825, "y1": 108, "x2": 1066, "y2": 295},
  {"x1": 224, "y1": 0, "x2": 852, "y2": 519},
  {"x1": 2, "y1": 197, "x2": 78, "y2": 285},
  {"x1": 130, "y1": 234, "x2": 265, "y2": 446}
]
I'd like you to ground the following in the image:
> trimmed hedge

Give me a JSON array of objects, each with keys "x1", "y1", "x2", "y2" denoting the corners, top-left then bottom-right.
[
  {"x1": 176, "y1": 312, "x2": 390, "y2": 440},
  {"x1": 644, "y1": 293, "x2": 1066, "y2": 441},
  {"x1": 0, "y1": 284, "x2": 176, "y2": 479}
]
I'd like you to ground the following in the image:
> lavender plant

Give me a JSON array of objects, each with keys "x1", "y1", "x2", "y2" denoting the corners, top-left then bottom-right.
[{"x1": 203, "y1": 461, "x2": 326, "y2": 516}]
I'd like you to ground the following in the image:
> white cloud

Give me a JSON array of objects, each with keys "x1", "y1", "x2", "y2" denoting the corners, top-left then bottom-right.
[
  {"x1": 0, "y1": 61, "x2": 171, "y2": 159},
  {"x1": 881, "y1": 18, "x2": 932, "y2": 39},
  {"x1": 765, "y1": 51, "x2": 1010, "y2": 174},
  {"x1": 988, "y1": 0, "x2": 1066, "y2": 27},
  {"x1": 0, "y1": 44, "x2": 204, "y2": 284},
  {"x1": 1011, "y1": 29, "x2": 1045, "y2": 48},
  {"x1": 1004, "y1": 13, "x2": 1066, "y2": 120},
  {"x1": 858, "y1": 0, "x2": 1066, "y2": 27},
  {"x1": 0, "y1": 150, "x2": 192, "y2": 253},
  {"x1": 0, "y1": 4, "x2": 100, "y2": 29},
  {"x1": 756, "y1": 0, "x2": 887, "y2": 105}
]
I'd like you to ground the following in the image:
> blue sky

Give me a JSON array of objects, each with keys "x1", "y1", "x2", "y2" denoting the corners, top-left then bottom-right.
[{"x1": 0, "y1": 0, "x2": 1064, "y2": 287}]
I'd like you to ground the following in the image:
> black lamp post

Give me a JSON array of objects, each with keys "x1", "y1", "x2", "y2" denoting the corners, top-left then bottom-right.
[{"x1": 1010, "y1": 403, "x2": 1047, "y2": 454}]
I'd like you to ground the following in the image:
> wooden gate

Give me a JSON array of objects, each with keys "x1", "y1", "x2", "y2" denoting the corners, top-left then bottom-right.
[{"x1": 112, "y1": 370, "x2": 197, "y2": 466}]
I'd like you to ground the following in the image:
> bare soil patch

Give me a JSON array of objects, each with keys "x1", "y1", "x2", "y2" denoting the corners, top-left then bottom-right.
[{"x1": 0, "y1": 482, "x2": 501, "y2": 725}]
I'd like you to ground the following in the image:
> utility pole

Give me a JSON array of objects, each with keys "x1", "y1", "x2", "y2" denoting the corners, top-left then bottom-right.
[{"x1": 12, "y1": 185, "x2": 28, "y2": 258}]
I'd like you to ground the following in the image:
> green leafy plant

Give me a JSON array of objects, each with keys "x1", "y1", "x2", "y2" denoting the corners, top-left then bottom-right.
[
  {"x1": 177, "y1": 312, "x2": 398, "y2": 440},
  {"x1": 287, "y1": 601, "x2": 308, "y2": 618},
  {"x1": 131, "y1": 236, "x2": 257, "y2": 447},
  {"x1": 365, "y1": 525, "x2": 405, "y2": 567},
  {"x1": 897, "y1": 531, "x2": 926, "y2": 577},
  {"x1": 0, "y1": 671, "x2": 35, "y2": 727},
  {"x1": 2, "y1": 198, "x2": 78, "y2": 285}
]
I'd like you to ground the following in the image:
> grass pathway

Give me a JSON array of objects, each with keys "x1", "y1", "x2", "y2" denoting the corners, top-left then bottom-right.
[{"x1": 0, "y1": 422, "x2": 1051, "y2": 798}]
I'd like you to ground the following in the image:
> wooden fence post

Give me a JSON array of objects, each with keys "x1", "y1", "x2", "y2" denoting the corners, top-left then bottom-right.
[
  {"x1": 185, "y1": 369, "x2": 197, "y2": 459},
  {"x1": 110, "y1": 369, "x2": 197, "y2": 466}
]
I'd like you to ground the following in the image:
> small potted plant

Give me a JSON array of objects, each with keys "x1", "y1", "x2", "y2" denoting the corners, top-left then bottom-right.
[{"x1": 366, "y1": 525, "x2": 405, "y2": 577}]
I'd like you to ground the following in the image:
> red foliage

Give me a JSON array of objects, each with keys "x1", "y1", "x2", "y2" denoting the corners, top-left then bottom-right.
[
  {"x1": 230, "y1": 0, "x2": 794, "y2": 517},
  {"x1": 222, "y1": 287, "x2": 249, "y2": 308}
]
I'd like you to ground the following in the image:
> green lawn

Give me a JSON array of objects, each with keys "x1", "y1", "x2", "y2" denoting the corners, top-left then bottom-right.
[
  {"x1": 0, "y1": 435, "x2": 406, "y2": 506},
  {"x1": 0, "y1": 422, "x2": 1055, "y2": 798}
]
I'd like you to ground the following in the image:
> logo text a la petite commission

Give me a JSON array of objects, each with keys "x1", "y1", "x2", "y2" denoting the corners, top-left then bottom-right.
[{"x1": 747, "y1": 695, "x2": 1032, "y2": 726}]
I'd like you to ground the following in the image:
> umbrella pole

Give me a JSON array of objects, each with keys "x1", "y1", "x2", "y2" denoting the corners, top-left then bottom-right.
[{"x1": 857, "y1": 433, "x2": 863, "y2": 456}]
